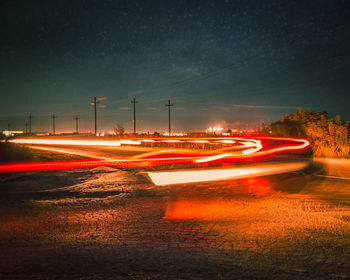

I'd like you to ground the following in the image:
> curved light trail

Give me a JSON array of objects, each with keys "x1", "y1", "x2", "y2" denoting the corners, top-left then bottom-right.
[{"x1": 0, "y1": 137, "x2": 310, "y2": 180}]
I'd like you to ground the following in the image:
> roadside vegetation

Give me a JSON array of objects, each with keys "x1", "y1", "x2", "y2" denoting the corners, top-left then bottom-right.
[
  {"x1": 0, "y1": 142, "x2": 85, "y2": 163},
  {"x1": 0, "y1": 142, "x2": 87, "y2": 181},
  {"x1": 268, "y1": 108, "x2": 350, "y2": 158},
  {"x1": 0, "y1": 142, "x2": 36, "y2": 163}
]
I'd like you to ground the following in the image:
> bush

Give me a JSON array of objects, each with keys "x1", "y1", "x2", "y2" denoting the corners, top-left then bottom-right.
[
  {"x1": 0, "y1": 142, "x2": 34, "y2": 162},
  {"x1": 269, "y1": 109, "x2": 350, "y2": 158}
]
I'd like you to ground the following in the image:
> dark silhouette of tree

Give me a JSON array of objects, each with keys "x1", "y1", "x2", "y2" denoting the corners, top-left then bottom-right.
[
  {"x1": 270, "y1": 119, "x2": 306, "y2": 137},
  {"x1": 114, "y1": 123, "x2": 125, "y2": 137}
]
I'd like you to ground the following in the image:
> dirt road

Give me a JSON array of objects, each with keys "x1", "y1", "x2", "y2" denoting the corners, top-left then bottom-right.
[{"x1": 1, "y1": 151, "x2": 350, "y2": 279}]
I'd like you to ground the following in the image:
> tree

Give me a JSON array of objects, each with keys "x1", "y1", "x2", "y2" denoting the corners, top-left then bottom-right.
[
  {"x1": 270, "y1": 119, "x2": 306, "y2": 137},
  {"x1": 114, "y1": 123, "x2": 125, "y2": 137},
  {"x1": 334, "y1": 115, "x2": 341, "y2": 124}
]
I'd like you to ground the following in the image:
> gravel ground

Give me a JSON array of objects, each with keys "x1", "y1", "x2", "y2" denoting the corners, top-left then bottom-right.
[{"x1": 1, "y1": 162, "x2": 350, "y2": 279}]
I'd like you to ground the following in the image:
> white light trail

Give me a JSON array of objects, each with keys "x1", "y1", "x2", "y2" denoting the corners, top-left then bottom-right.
[
  {"x1": 216, "y1": 140, "x2": 236, "y2": 144},
  {"x1": 147, "y1": 162, "x2": 309, "y2": 186},
  {"x1": 195, "y1": 153, "x2": 233, "y2": 163},
  {"x1": 7, "y1": 139, "x2": 142, "y2": 146}
]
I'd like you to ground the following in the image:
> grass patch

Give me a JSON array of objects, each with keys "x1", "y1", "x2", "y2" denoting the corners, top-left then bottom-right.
[
  {"x1": 0, "y1": 142, "x2": 34, "y2": 163},
  {"x1": 0, "y1": 142, "x2": 87, "y2": 181},
  {"x1": 0, "y1": 142, "x2": 86, "y2": 163}
]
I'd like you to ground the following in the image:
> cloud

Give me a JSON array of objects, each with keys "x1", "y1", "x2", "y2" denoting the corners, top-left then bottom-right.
[
  {"x1": 174, "y1": 107, "x2": 184, "y2": 110},
  {"x1": 146, "y1": 107, "x2": 157, "y2": 111},
  {"x1": 200, "y1": 107, "x2": 209, "y2": 111},
  {"x1": 217, "y1": 106, "x2": 230, "y2": 111},
  {"x1": 98, "y1": 105, "x2": 106, "y2": 108},
  {"x1": 232, "y1": 104, "x2": 296, "y2": 109},
  {"x1": 119, "y1": 107, "x2": 129, "y2": 110},
  {"x1": 131, "y1": 90, "x2": 144, "y2": 95},
  {"x1": 91, "y1": 97, "x2": 107, "y2": 105},
  {"x1": 185, "y1": 67, "x2": 200, "y2": 76}
]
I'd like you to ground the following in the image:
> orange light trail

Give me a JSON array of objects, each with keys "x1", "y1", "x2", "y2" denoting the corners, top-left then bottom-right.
[{"x1": 0, "y1": 137, "x2": 310, "y2": 176}]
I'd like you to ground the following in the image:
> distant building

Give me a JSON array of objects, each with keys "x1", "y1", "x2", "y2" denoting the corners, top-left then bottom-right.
[{"x1": 2, "y1": 130, "x2": 24, "y2": 137}]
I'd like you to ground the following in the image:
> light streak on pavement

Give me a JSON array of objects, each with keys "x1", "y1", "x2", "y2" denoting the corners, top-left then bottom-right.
[{"x1": 147, "y1": 162, "x2": 309, "y2": 186}]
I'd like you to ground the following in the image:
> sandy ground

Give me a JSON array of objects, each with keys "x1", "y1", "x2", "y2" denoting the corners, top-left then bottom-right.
[{"x1": 1, "y1": 158, "x2": 350, "y2": 279}]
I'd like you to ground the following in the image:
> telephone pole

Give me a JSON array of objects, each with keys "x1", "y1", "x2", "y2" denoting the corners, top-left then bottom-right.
[
  {"x1": 94, "y1": 97, "x2": 97, "y2": 135},
  {"x1": 75, "y1": 115, "x2": 80, "y2": 134},
  {"x1": 131, "y1": 97, "x2": 138, "y2": 135},
  {"x1": 25, "y1": 120, "x2": 28, "y2": 134},
  {"x1": 165, "y1": 100, "x2": 173, "y2": 135},
  {"x1": 91, "y1": 97, "x2": 104, "y2": 135},
  {"x1": 91, "y1": 97, "x2": 98, "y2": 135},
  {"x1": 52, "y1": 114, "x2": 56, "y2": 135},
  {"x1": 28, "y1": 113, "x2": 32, "y2": 134}
]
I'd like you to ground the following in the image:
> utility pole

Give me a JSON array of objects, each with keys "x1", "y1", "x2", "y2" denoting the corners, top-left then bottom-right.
[
  {"x1": 52, "y1": 114, "x2": 56, "y2": 135},
  {"x1": 94, "y1": 97, "x2": 97, "y2": 135},
  {"x1": 91, "y1": 97, "x2": 104, "y2": 135},
  {"x1": 29, "y1": 113, "x2": 32, "y2": 134},
  {"x1": 25, "y1": 120, "x2": 28, "y2": 134},
  {"x1": 165, "y1": 100, "x2": 173, "y2": 135},
  {"x1": 131, "y1": 97, "x2": 138, "y2": 135},
  {"x1": 75, "y1": 115, "x2": 80, "y2": 134},
  {"x1": 91, "y1": 97, "x2": 98, "y2": 135}
]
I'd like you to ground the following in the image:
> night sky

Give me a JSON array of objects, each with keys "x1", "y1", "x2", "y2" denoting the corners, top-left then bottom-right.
[{"x1": 1, "y1": 0, "x2": 350, "y2": 133}]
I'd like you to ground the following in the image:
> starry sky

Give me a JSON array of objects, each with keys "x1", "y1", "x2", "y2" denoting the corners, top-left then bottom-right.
[{"x1": 1, "y1": 0, "x2": 350, "y2": 133}]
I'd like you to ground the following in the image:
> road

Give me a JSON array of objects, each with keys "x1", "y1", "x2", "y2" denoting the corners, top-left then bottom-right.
[{"x1": 1, "y1": 143, "x2": 350, "y2": 279}]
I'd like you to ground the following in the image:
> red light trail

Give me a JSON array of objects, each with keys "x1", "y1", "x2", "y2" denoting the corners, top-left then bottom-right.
[{"x1": 0, "y1": 137, "x2": 310, "y2": 181}]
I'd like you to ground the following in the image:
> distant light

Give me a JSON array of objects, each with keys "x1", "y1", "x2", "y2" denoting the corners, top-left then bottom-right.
[
  {"x1": 162, "y1": 132, "x2": 185, "y2": 136},
  {"x1": 2, "y1": 130, "x2": 24, "y2": 136}
]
